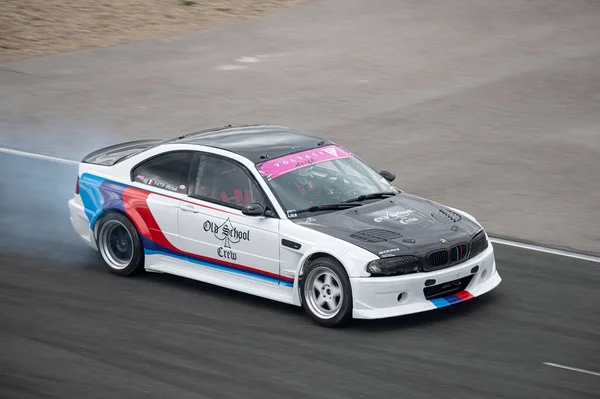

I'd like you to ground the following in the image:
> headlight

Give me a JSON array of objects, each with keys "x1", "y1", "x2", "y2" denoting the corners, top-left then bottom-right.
[
  {"x1": 366, "y1": 255, "x2": 422, "y2": 277},
  {"x1": 468, "y1": 229, "x2": 489, "y2": 259}
]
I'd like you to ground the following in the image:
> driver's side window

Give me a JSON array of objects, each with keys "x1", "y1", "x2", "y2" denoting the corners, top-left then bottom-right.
[{"x1": 191, "y1": 154, "x2": 266, "y2": 209}]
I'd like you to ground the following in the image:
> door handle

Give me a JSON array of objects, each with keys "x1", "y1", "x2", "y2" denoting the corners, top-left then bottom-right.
[{"x1": 181, "y1": 204, "x2": 199, "y2": 213}]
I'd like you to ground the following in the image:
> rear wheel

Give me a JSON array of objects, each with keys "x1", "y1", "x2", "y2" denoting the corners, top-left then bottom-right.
[
  {"x1": 300, "y1": 257, "x2": 353, "y2": 327},
  {"x1": 96, "y1": 212, "x2": 144, "y2": 276}
]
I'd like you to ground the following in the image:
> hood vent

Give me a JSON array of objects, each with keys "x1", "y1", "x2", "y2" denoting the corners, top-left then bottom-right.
[
  {"x1": 431, "y1": 208, "x2": 462, "y2": 224},
  {"x1": 349, "y1": 229, "x2": 403, "y2": 243}
]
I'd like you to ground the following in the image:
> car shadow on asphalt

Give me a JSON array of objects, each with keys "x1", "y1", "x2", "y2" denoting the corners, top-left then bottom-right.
[
  {"x1": 347, "y1": 293, "x2": 500, "y2": 332},
  {"x1": 71, "y1": 253, "x2": 503, "y2": 331},
  {"x1": 138, "y1": 267, "x2": 501, "y2": 330}
]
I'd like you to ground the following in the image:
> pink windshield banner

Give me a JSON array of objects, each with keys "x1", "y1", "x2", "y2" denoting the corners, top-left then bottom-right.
[{"x1": 257, "y1": 145, "x2": 354, "y2": 180}]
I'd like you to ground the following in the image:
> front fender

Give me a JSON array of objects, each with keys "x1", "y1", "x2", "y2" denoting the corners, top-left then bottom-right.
[{"x1": 281, "y1": 222, "x2": 378, "y2": 305}]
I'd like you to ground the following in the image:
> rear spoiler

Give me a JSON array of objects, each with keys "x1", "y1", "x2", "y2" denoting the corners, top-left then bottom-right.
[{"x1": 81, "y1": 139, "x2": 164, "y2": 166}]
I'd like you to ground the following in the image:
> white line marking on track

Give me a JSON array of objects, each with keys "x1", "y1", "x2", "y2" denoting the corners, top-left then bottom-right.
[
  {"x1": 2, "y1": 145, "x2": 600, "y2": 263},
  {"x1": 0, "y1": 147, "x2": 79, "y2": 166},
  {"x1": 217, "y1": 65, "x2": 247, "y2": 71},
  {"x1": 236, "y1": 57, "x2": 260, "y2": 63},
  {"x1": 489, "y1": 237, "x2": 600, "y2": 263},
  {"x1": 217, "y1": 53, "x2": 291, "y2": 71},
  {"x1": 257, "y1": 52, "x2": 293, "y2": 58},
  {"x1": 543, "y1": 362, "x2": 600, "y2": 377}
]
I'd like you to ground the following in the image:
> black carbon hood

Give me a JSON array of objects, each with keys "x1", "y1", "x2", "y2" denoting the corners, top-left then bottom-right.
[{"x1": 293, "y1": 193, "x2": 484, "y2": 267}]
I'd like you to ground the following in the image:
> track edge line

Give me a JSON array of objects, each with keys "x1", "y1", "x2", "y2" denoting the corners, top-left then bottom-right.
[
  {"x1": 489, "y1": 236, "x2": 600, "y2": 263},
  {"x1": 2, "y1": 146, "x2": 599, "y2": 262}
]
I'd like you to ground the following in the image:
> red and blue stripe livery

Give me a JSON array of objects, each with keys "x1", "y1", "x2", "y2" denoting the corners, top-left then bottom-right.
[{"x1": 78, "y1": 173, "x2": 294, "y2": 287}]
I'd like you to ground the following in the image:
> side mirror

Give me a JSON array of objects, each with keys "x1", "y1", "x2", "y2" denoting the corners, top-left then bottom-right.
[
  {"x1": 242, "y1": 203, "x2": 265, "y2": 216},
  {"x1": 264, "y1": 209, "x2": 276, "y2": 218},
  {"x1": 379, "y1": 170, "x2": 396, "y2": 182}
]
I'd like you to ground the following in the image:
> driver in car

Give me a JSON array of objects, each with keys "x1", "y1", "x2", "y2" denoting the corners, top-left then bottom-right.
[{"x1": 285, "y1": 166, "x2": 346, "y2": 206}]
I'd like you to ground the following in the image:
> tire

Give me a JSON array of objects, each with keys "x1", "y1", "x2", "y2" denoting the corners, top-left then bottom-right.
[
  {"x1": 300, "y1": 256, "x2": 353, "y2": 327},
  {"x1": 95, "y1": 212, "x2": 145, "y2": 276}
]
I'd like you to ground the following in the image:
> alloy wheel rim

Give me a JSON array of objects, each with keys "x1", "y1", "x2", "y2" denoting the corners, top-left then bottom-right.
[
  {"x1": 98, "y1": 220, "x2": 134, "y2": 270},
  {"x1": 303, "y1": 266, "x2": 343, "y2": 319}
]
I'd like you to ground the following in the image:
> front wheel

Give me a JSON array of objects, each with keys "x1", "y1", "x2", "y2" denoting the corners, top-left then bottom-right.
[
  {"x1": 96, "y1": 212, "x2": 145, "y2": 276},
  {"x1": 300, "y1": 257, "x2": 353, "y2": 327}
]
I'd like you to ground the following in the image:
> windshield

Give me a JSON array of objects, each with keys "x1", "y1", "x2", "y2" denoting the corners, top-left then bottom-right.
[{"x1": 255, "y1": 145, "x2": 399, "y2": 217}]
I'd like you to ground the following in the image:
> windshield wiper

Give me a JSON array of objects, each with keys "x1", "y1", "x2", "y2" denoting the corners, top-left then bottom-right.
[
  {"x1": 342, "y1": 191, "x2": 398, "y2": 203},
  {"x1": 289, "y1": 203, "x2": 362, "y2": 216}
]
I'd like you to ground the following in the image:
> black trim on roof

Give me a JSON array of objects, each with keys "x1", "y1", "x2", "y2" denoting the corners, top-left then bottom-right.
[{"x1": 165, "y1": 124, "x2": 332, "y2": 164}]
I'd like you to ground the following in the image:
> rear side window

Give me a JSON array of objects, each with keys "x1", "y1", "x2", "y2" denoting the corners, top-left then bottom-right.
[{"x1": 132, "y1": 151, "x2": 193, "y2": 193}]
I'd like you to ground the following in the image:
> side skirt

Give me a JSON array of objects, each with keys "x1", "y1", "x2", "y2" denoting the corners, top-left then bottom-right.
[{"x1": 143, "y1": 252, "x2": 298, "y2": 306}]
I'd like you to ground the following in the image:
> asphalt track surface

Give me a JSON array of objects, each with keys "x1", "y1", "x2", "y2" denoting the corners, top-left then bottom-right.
[{"x1": 1, "y1": 152, "x2": 600, "y2": 399}]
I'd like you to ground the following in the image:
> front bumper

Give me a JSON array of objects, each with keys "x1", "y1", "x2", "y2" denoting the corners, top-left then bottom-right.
[
  {"x1": 350, "y1": 242, "x2": 501, "y2": 319},
  {"x1": 68, "y1": 197, "x2": 97, "y2": 250}
]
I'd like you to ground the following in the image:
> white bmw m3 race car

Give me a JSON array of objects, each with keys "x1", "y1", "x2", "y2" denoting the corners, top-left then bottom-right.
[{"x1": 68, "y1": 124, "x2": 501, "y2": 327}]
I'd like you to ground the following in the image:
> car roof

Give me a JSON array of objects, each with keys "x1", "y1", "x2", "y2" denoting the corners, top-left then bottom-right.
[{"x1": 165, "y1": 124, "x2": 333, "y2": 164}]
